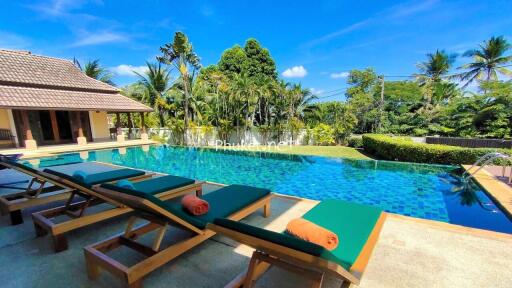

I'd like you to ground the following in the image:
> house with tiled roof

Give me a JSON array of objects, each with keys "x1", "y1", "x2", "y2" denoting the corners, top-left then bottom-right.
[{"x1": 0, "y1": 49, "x2": 152, "y2": 149}]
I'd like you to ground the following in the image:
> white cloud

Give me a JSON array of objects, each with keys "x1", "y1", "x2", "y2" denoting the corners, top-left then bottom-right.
[
  {"x1": 330, "y1": 72, "x2": 349, "y2": 79},
  {"x1": 71, "y1": 30, "x2": 128, "y2": 47},
  {"x1": 282, "y1": 66, "x2": 307, "y2": 78},
  {"x1": 200, "y1": 4, "x2": 214, "y2": 16},
  {"x1": 112, "y1": 64, "x2": 148, "y2": 76},
  {"x1": 310, "y1": 88, "x2": 325, "y2": 95},
  {"x1": 30, "y1": 0, "x2": 102, "y2": 17},
  {"x1": 303, "y1": 0, "x2": 439, "y2": 48}
]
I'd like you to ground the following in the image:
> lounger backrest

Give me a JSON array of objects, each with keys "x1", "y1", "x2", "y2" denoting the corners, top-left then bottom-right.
[
  {"x1": 0, "y1": 160, "x2": 70, "y2": 188},
  {"x1": 97, "y1": 184, "x2": 205, "y2": 233},
  {"x1": 43, "y1": 168, "x2": 145, "y2": 188}
]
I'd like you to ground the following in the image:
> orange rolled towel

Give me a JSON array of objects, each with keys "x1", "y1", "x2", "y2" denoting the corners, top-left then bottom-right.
[
  {"x1": 286, "y1": 218, "x2": 339, "y2": 250},
  {"x1": 181, "y1": 194, "x2": 210, "y2": 216}
]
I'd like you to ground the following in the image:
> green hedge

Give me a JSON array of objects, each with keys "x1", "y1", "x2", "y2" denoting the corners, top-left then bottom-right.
[
  {"x1": 362, "y1": 134, "x2": 512, "y2": 165},
  {"x1": 347, "y1": 136, "x2": 363, "y2": 148}
]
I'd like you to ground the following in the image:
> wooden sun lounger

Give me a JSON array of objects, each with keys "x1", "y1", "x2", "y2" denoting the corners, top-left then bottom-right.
[
  {"x1": 32, "y1": 165, "x2": 203, "y2": 252},
  {"x1": 0, "y1": 160, "x2": 74, "y2": 225},
  {"x1": 84, "y1": 184, "x2": 273, "y2": 288},
  {"x1": 207, "y1": 200, "x2": 387, "y2": 288}
]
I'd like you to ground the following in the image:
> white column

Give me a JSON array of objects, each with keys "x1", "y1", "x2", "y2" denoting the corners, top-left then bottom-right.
[
  {"x1": 88, "y1": 111, "x2": 97, "y2": 140},
  {"x1": 6, "y1": 109, "x2": 19, "y2": 147}
]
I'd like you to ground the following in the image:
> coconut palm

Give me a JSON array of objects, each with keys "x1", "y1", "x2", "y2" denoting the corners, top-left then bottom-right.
[
  {"x1": 457, "y1": 36, "x2": 512, "y2": 87},
  {"x1": 415, "y1": 50, "x2": 457, "y2": 109},
  {"x1": 74, "y1": 58, "x2": 115, "y2": 85},
  {"x1": 158, "y1": 32, "x2": 201, "y2": 143},
  {"x1": 415, "y1": 50, "x2": 456, "y2": 85},
  {"x1": 134, "y1": 62, "x2": 172, "y2": 127}
]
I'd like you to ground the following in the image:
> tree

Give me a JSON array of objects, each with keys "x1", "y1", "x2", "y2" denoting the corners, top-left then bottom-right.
[
  {"x1": 74, "y1": 58, "x2": 114, "y2": 85},
  {"x1": 242, "y1": 38, "x2": 277, "y2": 80},
  {"x1": 414, "y1": 50, "x2": 458, "y2": 126},
  {"x1": 457, "y1": 36, "x2": 512, "y2": 87},
  {"x1": 218, "y1": 45, "x2": 248, "y2": 77},
  {"x1": 134, "y1": 62, "x2": 172, "y2": 127},
  {"x1": 345, "y1": 68, "x2": 379, "y2": 133},
  {"x1": 158, "y1": 32, "x2": 201, "y2": 143},
  {"x1": 415, "y1": 50, "x2": 456, "y2": 84}
]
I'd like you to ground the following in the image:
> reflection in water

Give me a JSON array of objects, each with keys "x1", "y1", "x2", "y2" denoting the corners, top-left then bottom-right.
[{"x1": 441, "y1": 176, "x2": 498, "y2": 213}]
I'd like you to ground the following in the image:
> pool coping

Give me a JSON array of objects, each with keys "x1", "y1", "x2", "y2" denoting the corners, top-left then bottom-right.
[{"x1": 462, "y1": 165, "x2": 512, "y2": 219}]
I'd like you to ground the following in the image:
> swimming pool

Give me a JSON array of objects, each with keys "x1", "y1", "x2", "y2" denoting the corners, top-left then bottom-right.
[{"x1": 29, "y1": 145, "x2": 512, "y2": 234}]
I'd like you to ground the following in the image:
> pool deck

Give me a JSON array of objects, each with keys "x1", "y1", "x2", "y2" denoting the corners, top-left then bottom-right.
[
  {"x1": 0, "y1": 139, "x2": 157, "y2": 159},
  {"x1": 462, "y1": 165, "x2": 512, "y2": 217},
  {"x1": 0, "y1": 182, "x2": 511, "y2": 287}
]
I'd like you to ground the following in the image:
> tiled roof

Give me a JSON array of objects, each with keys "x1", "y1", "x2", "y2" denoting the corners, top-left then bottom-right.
[
  {"x1": 0, "y1": 49, "x2": 152, "y2": 112},
  {"x1": 0, "y1": 85, "x2": 152, "y2": 112},
  {"x1": 0, "y1": 49, "x2": 118, "y2": 92}
]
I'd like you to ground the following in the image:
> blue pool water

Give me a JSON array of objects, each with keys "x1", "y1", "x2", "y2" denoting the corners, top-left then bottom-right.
[{"x1": 29, "y1": 145, "x2": 512, "y2": 234}]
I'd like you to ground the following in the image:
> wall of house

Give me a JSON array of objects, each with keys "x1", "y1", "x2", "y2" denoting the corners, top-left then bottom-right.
[
  {"x1": 89, "y1": 111, "x2": 110, "y2": 141},
  {"x1": 0, "y1": 109, "x2": 11, "y2": 129}
]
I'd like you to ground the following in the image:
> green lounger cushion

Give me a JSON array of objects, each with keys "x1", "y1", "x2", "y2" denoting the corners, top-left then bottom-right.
[
  {"x1": 44, "y1": 168, "x2": 145, "y2": 188},
  {"x1": 103, "y1": 175, "x2": 196, "y2": 195},
  {"x1": 103, "y1": 184, "x2": 271, "y2": 229},
  {"x1": 301, "y1": 200, "x2": 382, "y2": 270},
  {"x1": 214, "y1": 200, "x2": 382, "y2": 270}
]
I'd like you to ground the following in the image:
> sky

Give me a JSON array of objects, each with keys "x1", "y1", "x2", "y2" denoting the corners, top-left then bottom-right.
[{"x1": 0, "y1": 0, "x2": 511, "y2": 101}]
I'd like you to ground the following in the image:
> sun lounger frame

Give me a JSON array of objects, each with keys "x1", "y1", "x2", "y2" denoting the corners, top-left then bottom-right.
[
  {"x1": 0, "y1": 160, "x2": 73, "y2": 225},
  {"x1": 32, "y1": 170, "x2": 203, "y2": 252},
  {"x1": 84, "y1": 186, "x2": 273, "y2": 288},
  {"x1": 207, "y1": 212, "x2": 386, "y2": 288}
]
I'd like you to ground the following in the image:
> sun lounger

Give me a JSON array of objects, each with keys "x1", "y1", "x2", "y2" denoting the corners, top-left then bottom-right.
[
  {"x1": 207, "y1": 200, "x2": 386, "y2": 288},
  {"x1": 31, "y1": 163, "x2": 203, "y2": 252},
  {"x1": 85, "y1": 184, "x2": 273, "y2": 288},
  {"x1": 0, "y1": 159, "x2": 79, "y2": 225}
]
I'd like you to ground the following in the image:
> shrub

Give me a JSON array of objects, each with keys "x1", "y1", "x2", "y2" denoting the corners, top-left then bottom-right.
[
  {"x1": 347, "y1": 136, "x2": 363, "y2": 148},
  {"x1": 311, "y1": 124, "x2": 335, "y2": 146},
  {"x1": 362, "y1": 134, "x2": 512, "y2": 165}
]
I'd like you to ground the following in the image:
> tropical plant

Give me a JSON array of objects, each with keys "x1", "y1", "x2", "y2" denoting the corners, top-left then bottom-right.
[
  {"x1": 158, "y1": 32, "x2": 202, "y2": 143},
  {"x1": 457, "y1": 36, "x2": 512, "y2": 87},
  {"x1": 134, "y1": 62, "x2": 172, "y2": 127},
  {"x1": 74, "y1": 58, "x2": 114, "y2": 85}
]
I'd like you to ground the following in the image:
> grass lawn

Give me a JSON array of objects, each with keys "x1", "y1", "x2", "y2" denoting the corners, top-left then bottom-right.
[{"x1": 221, "y1": 145, "x2": 371, "y2": 160}]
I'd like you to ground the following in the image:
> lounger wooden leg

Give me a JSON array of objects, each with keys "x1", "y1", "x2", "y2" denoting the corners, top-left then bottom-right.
[
  {"x1": 34, "y1": 221, "x2": 48, "y2": 237},
  {"x1": 339, "y1": 281, "x2": 352, "y2": 288},
  {"x1": 85, "y1": 252, "x2": 100, "y2": 280},
  {"x1": 263, "y1": 202, "x2": 271, "y2": 218},
  {"x1": 243, "y1": 251, "x2": 261, "y2": 288},
  {"x1": 196, "y1": 187, "x2": 203, "y2": 197},
  {"x1": 128, "y1": 279, "x2": 143, "y2": 288},
  {"x1": 53, "y1": 234, "x2": 68, "y2": 252},
  {"x1": 311, "y1": 273, "x2": 324, "y2": 288},
  {"x1": 10, "y1": 210, "x2": 23, "y2": 225}
]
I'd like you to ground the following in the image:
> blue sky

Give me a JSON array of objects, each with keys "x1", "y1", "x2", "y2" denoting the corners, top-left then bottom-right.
[{"x1": 1, "y1": 0, "x2": 511, "y2": 101}]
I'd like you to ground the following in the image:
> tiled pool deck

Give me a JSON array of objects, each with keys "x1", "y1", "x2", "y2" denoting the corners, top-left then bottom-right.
[
  {"x1": 0, "y1": 182, "x2": 511, "y2": 287},
  {"x1": 0, "y1": 139, "x2": 157, "y2": 159}
]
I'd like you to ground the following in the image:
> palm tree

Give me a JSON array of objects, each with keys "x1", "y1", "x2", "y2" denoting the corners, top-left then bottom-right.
[
  {"x1": 415, "y1": 50, "x2": 457, "y2": 109},
  {"x1": 457, "y1": 36, "x2": 512, "y2": 87},
  {"x1": 134, "y1": 62, "x2": 172, "y2": 127},
  {"x1": 288, "y1": 83, "x2": 316, "y2": 120},
  {"x1": 158, "y1": 32, "x2": 201, "y2": 144},
  {"x1": 415, "y1": 50, "x2": 456, "y2": 85},
  {"x1": 74, "y1": 58, "x2": 115, "y2": 85}
]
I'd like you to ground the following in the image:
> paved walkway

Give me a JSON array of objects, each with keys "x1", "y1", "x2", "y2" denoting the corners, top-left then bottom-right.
[
  {"x1": 0, "y1": 190, "x2": 510, "y2": 288},
  {"x1": 0, "y1": 139, "x2": 157, "y2": 158}
]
